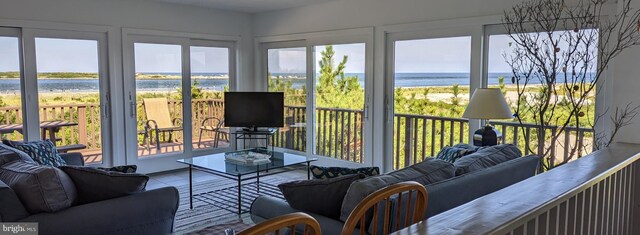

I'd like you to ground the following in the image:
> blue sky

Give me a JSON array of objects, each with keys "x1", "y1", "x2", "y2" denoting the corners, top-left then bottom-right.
[
  {"x1": 0, "y1": 35, "x2": 518, "y2": 74},
  {"x1": 267, "y1": 37, "x2": 515, "y2": 74},
  {"x1": 134, "y1": 43, "x2": 229, "y2": 73},
  {"x1": 0, "y1": 38, "x2": 230, "y2": 73}
]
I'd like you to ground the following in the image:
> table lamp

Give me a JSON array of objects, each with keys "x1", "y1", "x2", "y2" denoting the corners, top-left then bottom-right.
[{"x1": 462, "y1": 88, "x2": 513, "y2": 146}]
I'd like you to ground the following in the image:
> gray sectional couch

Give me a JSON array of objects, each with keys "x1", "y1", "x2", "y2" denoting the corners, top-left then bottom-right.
[
  {"x1": 0, "y1": 148, "x2": 179, "y2": 235},
  {"x1": 251, "y1": 145, "x2": 540, "y2": 235}
]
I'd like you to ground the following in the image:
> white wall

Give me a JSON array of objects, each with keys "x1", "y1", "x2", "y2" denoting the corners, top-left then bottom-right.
[
  {"x1": 611, "y1": 0, "x2": 640, "y2": 144},
  {"x1": 252, "y1": 0, "x2": 526, "y2": 36}
]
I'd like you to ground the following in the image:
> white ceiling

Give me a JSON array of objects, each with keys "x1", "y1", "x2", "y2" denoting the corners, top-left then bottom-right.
[{"x1": 156, "y1": 0, "x2": 337, "y2": 13}]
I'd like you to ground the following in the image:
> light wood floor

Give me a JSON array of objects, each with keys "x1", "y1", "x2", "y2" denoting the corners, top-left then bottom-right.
[{"x1": 74, "y1": 138, "x2": 229, "y2": 164}]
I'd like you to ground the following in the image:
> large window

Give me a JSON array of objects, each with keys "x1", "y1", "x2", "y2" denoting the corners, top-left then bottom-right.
[
  {"x1": 134, "y1": 42, "x2": 184, "y2": 158},
  {"x1": 267, "y1": 47, "x2": 307, "y2": 152},
  {"x1": 262, "y1": 36, "x2": 372, "y2": 166},
  {"x1": 486, "y1": 30, "x2": 597, "y2": 164},
  {"x1": 313, "y1": 43, "x2": 366, "y2": 163},
  {"x1": 0, "y1": 33, "x2": 23, "y2": 141},
  {"x1": 124, "y1": 35, "x2": 236, "y2": 172},
  {"x1": 190, "y1": 45, "x2": 230, "y2": 150},
  {"x1": 35, "y1": 37, "x2": 105, "y2": 164},
  {"x1": 392, "y1": 36, "x2": 472, "y2": 169}
]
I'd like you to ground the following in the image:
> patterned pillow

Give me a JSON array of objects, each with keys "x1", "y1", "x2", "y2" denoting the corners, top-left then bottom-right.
[
  {"x1": 310, "y1": 166, "x2": 380, "y2": 179},
  {"x1": 453, "y1": 143, "x2": 482, "y2": 152},
  {"x1": 12, "y1": 140, "x2": 67, "y2": 167},
  {"x1": 435, "y1": 146, "x2": 474, "y2": 163}
]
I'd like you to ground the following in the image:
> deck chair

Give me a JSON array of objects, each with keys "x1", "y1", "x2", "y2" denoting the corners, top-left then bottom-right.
[
  {"x1": 142, "y1": 98, "x2": 183, "y2": 150},
  {"x1": 238, "y1": 212, "x2": 321, "y2": 235},
  {"x1": 198, "y1": 117, "x2": 229, "y2": 148}
]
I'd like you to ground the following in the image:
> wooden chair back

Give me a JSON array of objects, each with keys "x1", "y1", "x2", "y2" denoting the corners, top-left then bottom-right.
[
  {"x1": 341, "y1": 181, "x2": 428, "y2": 235},
  {"x1": 142, "y1": 98, "x2": 173, "y2": 128},
  {"x1": 238, "y1": 212, "x2": 322, "y2": 235}
]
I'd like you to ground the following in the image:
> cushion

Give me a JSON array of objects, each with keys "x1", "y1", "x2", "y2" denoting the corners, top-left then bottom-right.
[
  {"x1": 8, "y1": 140, "x2": 66, "y2": 167},
  {"x1": 60, "y1": 165, "x2": 149, "y2": 204},
  {"x1": 97, "y1": 165, "x2": 138, "y2": 173},
  {"x1": 340, "y1": 158, "x2": 454, "y2": 221},
  {"x1": 310, "y1": 165, "x2": 379, "y2": 179},
  {"x1": 0, "y1": 180, "x2": 30, "y2": 222},
  {"x1": 453, "y1": 144, "x2": 522, "y2": 176},
  {"x1": 0, "y1": 143, "x2": 35, "y2": 167},
  {"x1": 0, "y1": 160, "x2": 77, "y2": 214},
  {"x1": 453, "y1": 143, "x2": 482, "y2": 152},
  {"x1": 278, "y1": 174, "x2": 364, "y2": 220},
  {"x1": 435, "y1": 146, "x2": 474, "y2": 163}
]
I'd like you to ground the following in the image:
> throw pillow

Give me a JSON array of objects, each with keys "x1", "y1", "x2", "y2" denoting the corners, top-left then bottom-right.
[
  {"x1": 435, "y1": 146, "x2": 474, "y2": 163},
  {"x1": 278, "y1": 174, "x2": 364, "y2": 220},
  {"x1": 97, "y1": 165, "x2": 138, "y2": 173},
  {"x1": 453, "y1": 144, "x2": 522, "y2": 176},
  {"x1": 0, "y1": 160, "x2": 77, "y2": 213},
  {"x1": 9, "y1": 140, "x2": 66, "y2": 167},
  {"x1": 60, "y1": 165, "x2": 149, "y2": 204},
  {"x1": 452, "y1": 143, "x2": 482, "y2": 152},
  {"x1": 0, "y1": 143, "x2": 35, "y2": 167},
  {"x1": 310, "y1": 165, "x2": 380, "y2": 179},
  {"x1": 340, "y1": 158, "x2": 454, "y2": 222}
]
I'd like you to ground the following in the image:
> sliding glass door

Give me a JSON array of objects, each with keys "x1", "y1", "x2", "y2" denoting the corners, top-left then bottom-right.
[
  {"x1": 262, "y1": 37, "x2": 373, "y2": 167},
  {"x1": 388, "y1": 33, "x2": 472, "y2": 170},
  {"x1": 313, "y1": 43, "x2": 367, "y2": 163},
  {"x1": 0, "y1": 28, "x2": 24, "y2": 142},
  {"x1": 266, "y1": 46, "x2": 307, "y2": 152},
  {"x1": 124, "y1": 35, "x2": 236, "y2": 172},
  {"x1": 190, "y1": 41, "x2": 235, "y2": 151},
  {"x1": 34, "y1": 36, "x2": 107, "y2": 164},
  {"x1": 133, "y1": 41, "x2": 185, "y2": 158},
  {"x1": 0, "y1": 28, "x2": 111, "y2": 166}
]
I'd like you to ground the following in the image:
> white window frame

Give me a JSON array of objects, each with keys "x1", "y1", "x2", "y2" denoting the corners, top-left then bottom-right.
[
  {"x1": 0, "y1": 27, "x2": 27, "y2": 140},
  {"x1": 0, "y1": 19, "x2": 118, "y2": 167},
  {"x1": 255, "y1": 28, "x2": 375, "y2": 168},
  {"x1": 122, "y1": 28, "x2": 240, "y2": 173},
  {"x1": 378, "y1": 16, "x2": 498, "y2": 172},
  {"x1": 482, "y1": 23, "x2": 608, "y2": 138},
  {"x1": 24, "y1": 29, "x2": 112, "y2": 166}
]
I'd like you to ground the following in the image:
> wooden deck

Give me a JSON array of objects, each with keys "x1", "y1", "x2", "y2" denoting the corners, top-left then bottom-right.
[{"x1": 76, "y1": 138, "x2": 230, "y2": 165}]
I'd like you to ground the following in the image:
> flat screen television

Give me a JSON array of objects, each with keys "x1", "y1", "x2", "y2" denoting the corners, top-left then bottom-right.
[{"x1": 224, "y1": 92, "x2": 284, "y2": 130}]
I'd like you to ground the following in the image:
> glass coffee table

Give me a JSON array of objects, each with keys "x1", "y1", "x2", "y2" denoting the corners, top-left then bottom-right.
[{"x1": 177, "y1": 148, "x2": 317, "y2": 214}]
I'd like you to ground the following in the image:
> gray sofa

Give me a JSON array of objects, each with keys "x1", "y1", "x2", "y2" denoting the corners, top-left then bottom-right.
[
  {"x1": 251, "y1": 154, "x2": 539, "y2": 235},
  {"x1": 0, "y1": 149, "x2": 180, "y2": 235}
]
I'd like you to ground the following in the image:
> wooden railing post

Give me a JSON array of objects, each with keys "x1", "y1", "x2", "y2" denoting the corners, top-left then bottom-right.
[
  {"x1": 404, "y1": 117, "x2": 414, "y2": 167},
  {"x1": 77, "y1": 106, "x2": 87, "y2": 146}
]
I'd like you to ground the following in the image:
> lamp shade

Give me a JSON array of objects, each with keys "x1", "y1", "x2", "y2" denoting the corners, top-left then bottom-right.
[{"x1": 462, "y1": 88, "x2": 513, "y2": 119}]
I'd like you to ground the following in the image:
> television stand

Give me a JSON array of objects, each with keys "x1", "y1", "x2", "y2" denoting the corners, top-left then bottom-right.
[{"x1": 232, "y1": 128, "x2": 278, "y2": 151}]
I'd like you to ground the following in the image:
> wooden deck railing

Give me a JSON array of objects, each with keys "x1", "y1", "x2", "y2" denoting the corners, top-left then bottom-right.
[
  {"x1": 315, "y1": 107, "x2": 364, "y2": 163},
  {"x1": 394, "y1": 114, "x2": 469, "y2": 169},
  {"x1": 0, "y1": 99, "x2": 594, "y2": 168},
  {"x1": 1, "y1": 104, "x2": 102, "y2": 149}
]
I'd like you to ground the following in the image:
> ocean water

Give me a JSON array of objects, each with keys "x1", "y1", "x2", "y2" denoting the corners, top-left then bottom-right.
[{"x1": 0, "y1": 72, "x2": 548, "y2": 94}]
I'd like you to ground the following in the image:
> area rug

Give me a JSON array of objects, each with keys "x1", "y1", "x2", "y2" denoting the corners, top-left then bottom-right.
[{"x1": 173, "y1": 171, "x2": 305, "y2": 232}]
